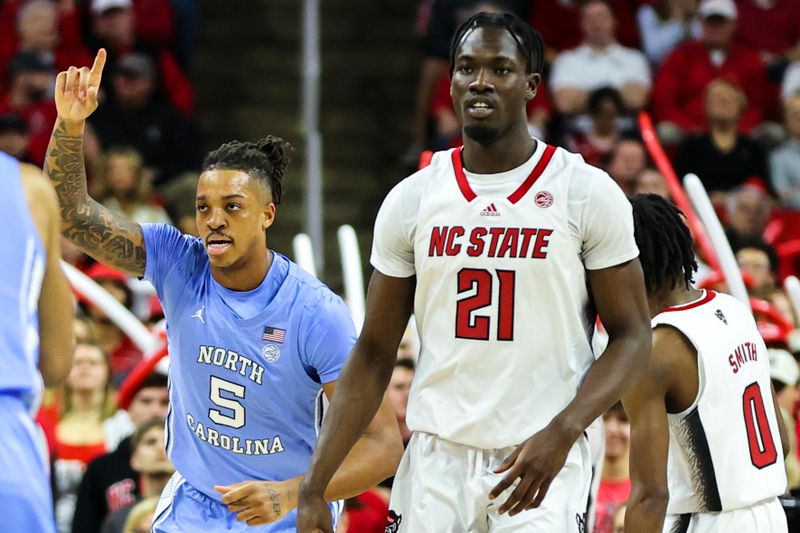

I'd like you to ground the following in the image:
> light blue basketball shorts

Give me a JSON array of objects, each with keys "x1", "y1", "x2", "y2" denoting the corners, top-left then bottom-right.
[{"x1": 152, "y1": 471, "x2": 343, "y2": 532}]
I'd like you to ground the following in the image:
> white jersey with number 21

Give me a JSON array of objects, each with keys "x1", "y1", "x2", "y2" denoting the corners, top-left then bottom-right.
[{"x1": 371, "y1": 141, "x2": 639, "y2": 449}]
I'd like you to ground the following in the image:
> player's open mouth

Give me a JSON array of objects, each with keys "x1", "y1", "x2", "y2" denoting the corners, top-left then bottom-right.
[
  {"x1": 207, "y1": 237, "x2": 232, "y2": 255},
  {"x1": 466, "y1": 99, "x2": 495, "y2": 118}
]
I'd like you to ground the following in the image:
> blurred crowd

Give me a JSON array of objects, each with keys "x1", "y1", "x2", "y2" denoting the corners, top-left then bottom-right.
[{"x1": 5, "y1": 0, "x2": 800, "y2": 531}]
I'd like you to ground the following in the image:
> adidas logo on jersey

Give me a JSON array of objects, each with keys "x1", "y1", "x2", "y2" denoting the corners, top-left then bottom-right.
[
  {"x1": 480, "y1": 203, "x2": 500, "y2": 216},
  {"x1": 715, "y1": 309, "x2": 728, "y2": 324}
]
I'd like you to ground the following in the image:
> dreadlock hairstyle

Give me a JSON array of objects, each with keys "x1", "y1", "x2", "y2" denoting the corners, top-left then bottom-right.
[
  {"x1": 202, "y1": 136, "x2": 292, "y2": 204},
  {"x1": 448, "y1": 11, "x2": 545, "y2": 78},
  {"x1": 631, "y1": 194, "x2": 698, "y2": 294}
]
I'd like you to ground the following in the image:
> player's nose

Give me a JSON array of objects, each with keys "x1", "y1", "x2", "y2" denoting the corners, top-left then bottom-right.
[{"x1": 469, "y1": 68, "x2": 494, "y2": 93}]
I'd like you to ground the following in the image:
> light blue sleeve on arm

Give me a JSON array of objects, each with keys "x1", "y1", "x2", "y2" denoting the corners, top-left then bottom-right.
[
  {"x1": 140, "y1": 223, "x2": 200, "y2": 296},
  {"x1": 300, "y1": 291, "x2": 358, "y2": 384}
]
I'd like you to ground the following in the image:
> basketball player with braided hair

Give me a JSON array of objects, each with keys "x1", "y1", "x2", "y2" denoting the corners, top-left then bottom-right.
[
  {"x1": 44, "y1": 49, "x2": 403, "y2": 532},
  {"x1": 625, "y1": 194, "x2": 788, "y2": 532}
]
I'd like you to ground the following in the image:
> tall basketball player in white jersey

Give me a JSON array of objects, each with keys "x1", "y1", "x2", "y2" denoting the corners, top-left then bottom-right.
[
  {"x1": 625, "y1": 194, "x2": 789, "y2": 533},
  {"x1": 298, "y1": 11, "x2": 651, "y2": 533}
]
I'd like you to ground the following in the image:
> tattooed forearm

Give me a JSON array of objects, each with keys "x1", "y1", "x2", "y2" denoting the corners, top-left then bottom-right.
[{"x1": 44, "y1": 119, "x2": 146, "y2": 276}]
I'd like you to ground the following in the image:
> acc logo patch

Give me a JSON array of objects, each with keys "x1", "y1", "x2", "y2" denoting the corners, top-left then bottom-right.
[
  {"x1": 385, "y1": 510, "x2": 402, "y2": 532},
  {"x1": 535, "y1": 191, "x2": 554, "y2": 208},
  {"x1": 262, "y1": 344, "x2": 281, "y2": 363}
]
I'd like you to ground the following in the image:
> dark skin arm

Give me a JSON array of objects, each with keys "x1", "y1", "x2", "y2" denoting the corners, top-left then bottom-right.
[
  {"x1": 214, "y1": 385, "x2": 403, "y2": 526},
  {"x1": 488, "y1": 259, "x2": 651, "y2": 515},
  {"x1": 44, "y1": 49, "x2": 146, "y2": 277},
  {"x1": 623, "y1": 326, "x2": 690, "y2": 532},
  {"x1": 296, "y1": 272, "x2": 415, "y2": 533},
  {"x1": 771, "y1": 383, "x2": 790, "y2": 458},
  {"x1": 21, "y1": 164, "x2": 76, "y2": 386}
]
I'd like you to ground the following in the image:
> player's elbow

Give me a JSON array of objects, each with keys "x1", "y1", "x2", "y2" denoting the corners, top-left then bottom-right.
[
  {"x1": 372, "y1": 419, "x2": 405, "y2": 482},
  {"x1": 627, "y1": 487, "x2": 668, "y2": 530}
]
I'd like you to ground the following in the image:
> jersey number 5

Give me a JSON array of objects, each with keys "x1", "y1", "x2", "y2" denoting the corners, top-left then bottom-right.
[
  {"x1": 456, "y1": 268, "x2": 515, "y2": 341},
  {"x1": 209, "y1": 376, "x2": 246, "y2": 429},
  {"x1": 742, "y1": 382, "x2": 778, "y2": 469}
]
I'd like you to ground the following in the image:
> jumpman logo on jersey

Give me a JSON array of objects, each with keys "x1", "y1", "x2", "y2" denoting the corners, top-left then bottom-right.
[{"x1": 191, "y1": 306, "x2": 205, "y2": 324}]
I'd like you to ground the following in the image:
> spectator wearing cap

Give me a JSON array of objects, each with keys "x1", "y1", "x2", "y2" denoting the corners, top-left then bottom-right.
[
  {"x1": 0, "y1": 51, "x2": 57, "y2": 165},
  {"x1": 550, "y1": 0, "x2": 651, "y2": 116},
  {"x1": 653, "y1": 0, "x2": 768, "y2": 142},
  {"x1": 88, "y1": 0, "x2": 193, "y2": 117},
  {"x1": 675, "y1": 78, "x2": 769, "y2": 200},
  {"x1": 89, "y1": 53, "x2": 198, "y2": 186},
  {"x1": 769, "y1": 348, "x2": 800, "y2": 490},
  {"x1": 100, "y1": 418, "x2": 173, "y2": 533},
  {"x1": 770, "y1": 91, "x2": 800, "y2": 209},
  {"x1": 84, "y1": 263, "x2": 143, "y2": 385},
  {"x1": 0, "y1": 111, "x2": 30, "y2": 161},
  {"x1": 72, "y1": 369, "x2": 169, "y2": 533}
]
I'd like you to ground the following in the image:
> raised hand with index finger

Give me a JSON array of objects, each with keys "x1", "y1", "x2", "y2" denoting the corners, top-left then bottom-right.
[{"x1": 55, "y1": 48, "x2": 107, "y2": 122}]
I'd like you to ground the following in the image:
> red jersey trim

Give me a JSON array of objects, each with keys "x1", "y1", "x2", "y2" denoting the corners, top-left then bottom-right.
[
  {"x1": 451, "y1": 147, "x2": 477, "y2": 202},
  {"x1": 508, "y1": 144, "x2": 556, "y2": 204},
  {"x1": 450, "y1": 143, "x2": 557, "y2": 204},
  {"x1": 660, "y1": 290, "x2": 717, "y2": 313}
]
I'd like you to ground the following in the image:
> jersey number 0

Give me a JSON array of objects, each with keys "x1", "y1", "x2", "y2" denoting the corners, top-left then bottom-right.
[
  {"x1": 742, "y1": 382, "x2": 778, "y2": 469},
  {"x1": 455, "y1": 268, "x2": 515, "y2": 341}
]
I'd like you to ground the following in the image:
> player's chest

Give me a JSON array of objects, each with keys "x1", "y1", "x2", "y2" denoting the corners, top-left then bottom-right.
[
  {"x1": 414, "y1": 187, "x2": 575, "y2": 268},
  {"x1": 169, "y1": 301, "x2": 300, "y2": 386}
]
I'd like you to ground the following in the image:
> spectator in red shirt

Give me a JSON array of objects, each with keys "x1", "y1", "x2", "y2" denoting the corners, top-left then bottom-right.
[
  {"x1": 83, "y1": 263, "x2": 144, "y2": 386},
  {"x1": 88, "y1": 0, "x2": 194, "y2": 117},
  {"x1": 593, "y1": 402, "x2": 631, "y2": 533},
  {"x1": 11, "y1": 0, "x2": 92, "y2": 77},
  {"x1": 0, "y1": 51, "x2": 58, "y2": 166},
  {"x1": 653, "y1": 0, "x2": 768, "y2": 143},
  {"x1": 0, "y1": 0, "x2": 90, "y2": 82},
  {"x1": 734, "y1": 0, "x2": 800, "y2": 71}
]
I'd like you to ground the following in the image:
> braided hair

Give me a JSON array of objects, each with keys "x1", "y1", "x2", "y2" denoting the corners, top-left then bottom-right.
[
  {"x1": 448, "y1": 11, "x2": 545, "y2": 78},
  {"x1": 631, "y1": 194, "x2": 698, "y2": 294},
  {"x1": 202, "y1": 136, "x2": 292, "y2": 204}
]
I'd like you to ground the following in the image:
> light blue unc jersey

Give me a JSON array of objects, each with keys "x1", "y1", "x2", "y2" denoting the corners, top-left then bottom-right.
[
  {"x1": 141, "y1": 224, "x2": 355, "y2": 526},
  {"x1": 0, "y1": 153, "x2": 45, "y2": 408}
]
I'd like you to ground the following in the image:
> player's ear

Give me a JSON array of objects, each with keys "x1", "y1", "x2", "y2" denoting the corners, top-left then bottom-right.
[
  {"x1": 262, "y1": 202, "x2": 276, "y2": 232},
  {"x1": 525, "y1": 73, "x2": 540, "y2": 101}
]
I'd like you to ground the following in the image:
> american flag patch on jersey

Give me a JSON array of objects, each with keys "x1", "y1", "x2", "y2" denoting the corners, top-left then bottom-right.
[{"x1": 262, "y1": 326, "x2": 285, "y2": 343}]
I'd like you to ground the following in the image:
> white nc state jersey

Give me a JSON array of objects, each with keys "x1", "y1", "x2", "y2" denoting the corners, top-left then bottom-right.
[
  {"x1": 653, "y1": 290, "x2": 787, "y2": 515},
  {"x1": 371, "y1": 142, "x2": 638, "y2": 449}
]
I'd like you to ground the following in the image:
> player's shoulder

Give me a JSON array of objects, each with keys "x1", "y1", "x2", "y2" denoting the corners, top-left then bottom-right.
[
  {"x1": 281, "y1": 256, "x2": 348, "y2": 314},
  {"x1": 549, "y1": 144, "x2": 614, "y2": 188}
]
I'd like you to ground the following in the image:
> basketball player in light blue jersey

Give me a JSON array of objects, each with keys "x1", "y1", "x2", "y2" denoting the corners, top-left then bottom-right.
[
  {"x1": 0, "y1": 153, "x2": 75, "y2": 532},
  {"x1": 45, "y1": 50, "x2": 403, "y2": 531}
]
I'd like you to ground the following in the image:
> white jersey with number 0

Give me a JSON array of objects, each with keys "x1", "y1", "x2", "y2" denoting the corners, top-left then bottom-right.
[
  {"x1": 371, "y1": 142, "x2": 638, "y2": 449},
  {"x1": 652, "y1": 290, "x2": 787, "y2": 515}
]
